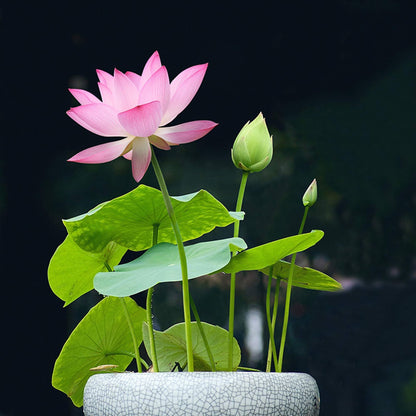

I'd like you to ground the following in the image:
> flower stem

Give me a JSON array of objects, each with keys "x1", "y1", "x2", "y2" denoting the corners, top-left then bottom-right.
[
  {"x1": 104, "y1": 261, "x2": 142, "y2": 372},
  {"x1": 228, "y1": 171, "x2": 249, "y2": 370},
  {"x1": 146, "y1": 288, "x2": 157, "y2": 371},
  {"x1": 151, "y1": 148, "x2": 194, "y2": 371},
  {"x1": 120, "y1": 297, "x2": 142, "y2": 372},
  {"x1": 190, "y1": 295, "x2": 216, "y2": 371},
  {"x1": 270, "y1": 277, "x2": 281, "y2": 367},
  {"x1": 277, "y1": 206, "x2": 309, "y2": 372},
  {"x1": 146, "y1": 224, "x2": 159, "y2": 372},
  {"x1": 265, "y1": 273, "x2": 273, "y2": 372},
  {"x1": 266, "y1": 267, "x2": 280, "y2": 372}
]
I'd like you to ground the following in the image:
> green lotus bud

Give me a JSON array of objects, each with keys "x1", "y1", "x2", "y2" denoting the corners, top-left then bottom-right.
[
  {"x1": 231, "y1": 112, "x2": 273, "y2": 173},
  {"x1": 302, "y1": 179, "x2": 318, "y2": 207}
]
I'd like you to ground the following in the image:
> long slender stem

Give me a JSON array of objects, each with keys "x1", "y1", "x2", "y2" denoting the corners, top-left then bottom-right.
[
  {"x1": 120, "y1": 297, "x2": 142, "y2": 372},
  {"x1": 104, "y1": 261, "x2": 143, "y2": 372},
  {"x1": 228, "y1": 171, "x2": 249, "y2": 370},
  {"x1": 151, "y1": 149, "x2": 194, "y2": 371},
  {"x1": 265, "y1": 266, "x2": 280, "y2": 372},
  {"x1": 266, "y1": 274, "x2": 281, "y2": 371},
  {"x1": 270, "y1": 278, "x2": 281, "y2": 366},
  {"x1": 146, "y1": 224, "x2": 159, "y2": 372},
  {"x1": 277, "y1": 206, "x2": 309, "y2": 372},
  {"x1": 190, "y1": 296, "x2": 216, "y2": 371},
  {"x1": 146, "y1": 288, "x2": 157, "y2": 370},
  {"x1": 265, "y1": 273, "x2": 273, "y2": 372}
]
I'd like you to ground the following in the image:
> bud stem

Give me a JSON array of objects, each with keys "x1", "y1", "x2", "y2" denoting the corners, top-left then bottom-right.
[
  {"x1": 228, "y1": 171, "x2": 249, "y2": 370},
  {"x1": 277, "y1": 206, "x2": 309, "y2": 372},
  {"x1": 121, "y1": 297, "x2": 143, "y2": 372},
  {"x1": 105, "y1": 261, "x2": 144, "y2": 373},
  {"x1": 265, "y1": 267, "x2": 280, "y2": 372}
]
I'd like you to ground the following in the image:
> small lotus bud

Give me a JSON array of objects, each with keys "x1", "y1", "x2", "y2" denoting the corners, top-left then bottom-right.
[
  {"x1": 231, "y1": 112, "x2": 273, "y2": 173},
  {"x1": 302, "y1": 179, "x2": 318, "y2": 207}
]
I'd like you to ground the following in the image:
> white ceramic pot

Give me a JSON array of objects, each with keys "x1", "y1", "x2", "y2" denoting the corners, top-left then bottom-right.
[{"x1": 83, "y1": 372, "x2": 320, "y2": 415}]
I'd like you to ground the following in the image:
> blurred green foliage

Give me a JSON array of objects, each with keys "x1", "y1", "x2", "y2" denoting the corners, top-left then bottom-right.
[
  {"x1": 282, "y1": 51, "x2": 416, "y2": 280},
  {"x1": 400, "y1": 363, "x2": 416, "y2": 415}
]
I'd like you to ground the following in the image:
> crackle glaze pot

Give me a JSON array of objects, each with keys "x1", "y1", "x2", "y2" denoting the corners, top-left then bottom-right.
[{"x1": 83, "y1": 372, "x2": 320, "y2": 416}]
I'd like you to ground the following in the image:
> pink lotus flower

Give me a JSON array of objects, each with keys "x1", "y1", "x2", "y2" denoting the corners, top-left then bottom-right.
[{"x1": 67, "y1": 51, "x2": 217, "y2": 182}]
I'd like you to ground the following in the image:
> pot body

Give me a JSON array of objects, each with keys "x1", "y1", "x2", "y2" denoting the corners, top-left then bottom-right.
[{"x1": 83, "y1": 372, "x2": 320, "y2": 416}]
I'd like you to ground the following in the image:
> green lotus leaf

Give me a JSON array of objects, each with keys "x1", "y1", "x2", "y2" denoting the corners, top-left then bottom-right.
[
  {"x1": 222, "y1": 230, "x2": 324, "y2": 274},
  {"x1": 94, "y1": 237, "x2": 247, "y2": 297},
  {"x1": 48, "y1": 236, "x2": 127, "y2": 306},
  {"x1": 142, "y1": 322, "x2": 241, "y2": 372},
  {"x1": 63, "y1": 185, "x2": 242, "y2": 253},
  {"x1": 260, "y1": 260, "x2": 342, "y2": 291},
  {"x1": 52, "y1": 297, "x2": 146, "y2": 407}
]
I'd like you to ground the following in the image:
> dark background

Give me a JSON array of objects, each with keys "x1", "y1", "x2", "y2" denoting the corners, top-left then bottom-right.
[{"x1": 2, "y1": 0, "x2": 416, "y2": 414}]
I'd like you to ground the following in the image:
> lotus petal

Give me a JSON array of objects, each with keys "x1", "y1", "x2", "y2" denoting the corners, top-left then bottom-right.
[
  {"x1": 68, "y1": 137, "x2": 133, "y2": 163},
  {"x1": 113, "y1": 69, "x2": 139, "y2": 112},
  {"x1": 118, "y1": 101, "x2": 162, "y2": 137},
  {"x1": 97, "y1": 82, "x2": 114, "y2": 107},
  {"x1": 141, "y1": 51, "x2": 162, "y2": 84},
  {"x1": 69, "y1": 89, "x2": 101, "y2": 105},
  {"x1": 131, "y1": 138, "x2": 152, "y2": 182},
  {"x1": 138, "y1": 66, "x2": 170, "y2": 115},
  {"x1": 125, "y1": 71, "x2": 142, "y2": 91},
  {"x1": 122, "y1": 150, "x2": 132, "y2": 160},
  {"x1": 96, "y1": 69, "x2": 114, "y2": 89},
  {"x1": 156, "y1": 120, "x2": 218, "y2": 144},
  {"x1": 161, "y1": 64, "x2": 207, "y2": 125},
  {"x1": 67, "y1": 103, "x2": 127, "y2": 137}
]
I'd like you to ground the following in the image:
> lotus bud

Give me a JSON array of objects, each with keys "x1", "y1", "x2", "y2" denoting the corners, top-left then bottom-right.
[
  {"x1": 231, "y1": 112, "x2": 273, "y2": 173},
  {"x1": 302, "y1": 179, "x2": 318, "y2": 207}
]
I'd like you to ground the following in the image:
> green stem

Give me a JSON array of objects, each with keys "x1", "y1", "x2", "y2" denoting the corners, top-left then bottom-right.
[
  {"x1": 266, "y1": 275, "x2": 281, "y2": 371},
  {"x1": 146, "y1": 288, "x2": 157, "y2": 371},
  {"x1": 120, "y1": 297, "x2": 142, "y2": 372},
  {"x1": 277, "y1": 206, "x2": 309, "y2": 372},
  {"x1": 104, "y1": 261, "x2": 142, "y2": 372},
  {"x1": 265, "y1": 266, "x2": 280, "y2": 372},
  {"x1": 265, "y1": 273, "x2": 273, "y2": 372},
  {"x1": 151, "y1": 148, "x2": 194, "y2": 372},
  {"x1": 190, "y1": 296, "x2": 216, "y2": 371},
  {"x1": 146, "y1": 224, "x2": 160, "y2": 372},
  {"x1": 228, "y1": 171, "x2": 249, "y2": 370},
  {"x1": 271, "y1": 278, "x2": 281, "y2": 367}
]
